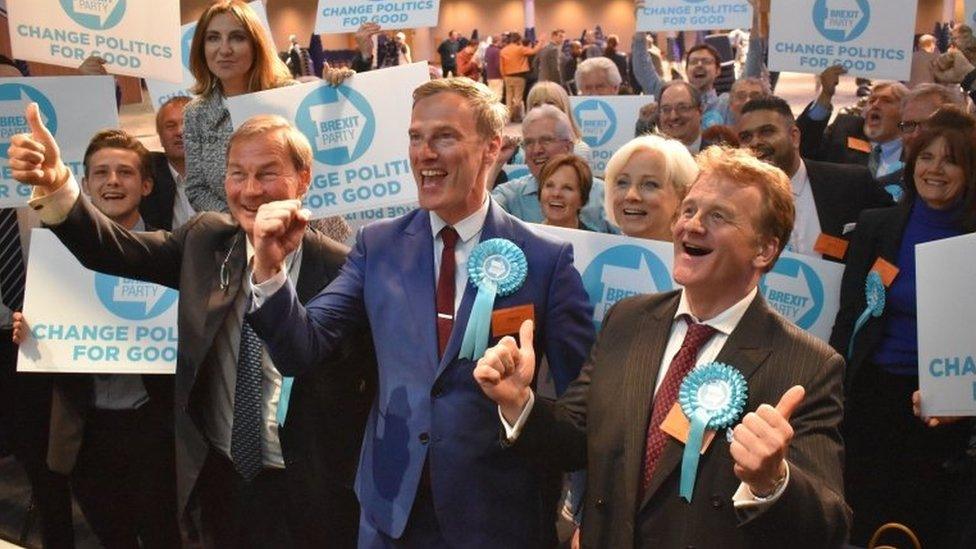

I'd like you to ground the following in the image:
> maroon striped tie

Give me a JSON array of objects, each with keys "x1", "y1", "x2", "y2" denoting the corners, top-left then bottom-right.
[{"x1": 436, "y1": 227, "x2": 459, "y2": 357}]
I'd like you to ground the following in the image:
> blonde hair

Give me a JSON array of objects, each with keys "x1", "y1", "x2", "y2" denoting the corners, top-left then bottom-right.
[
  {"x1": 227, "y1": 114, "x2": 313, "y2": 173},
  {"x1": 189, "y1": 0, "x2": 292, "y2": 96},
  {"x1": 695, "y1": 146, "x2": 795, "y2": 264},
  {"x1": 526, "y1": 81, "x2": 582, "y2": 139},
  {"x1": 413, "y1": 77, "x2": 508, "y2": 139},
  {"x1": 603, "y1": 134, "x2": 698, "y2": 227}
]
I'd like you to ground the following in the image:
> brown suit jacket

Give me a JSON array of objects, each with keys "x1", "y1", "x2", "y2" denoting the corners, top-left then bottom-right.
[
  {"x1": 47, "y1": 195, "x2": 375, "y2": 544},
  {"x1": 514, "y1": 290, "x2": 851, "y2": 548}
]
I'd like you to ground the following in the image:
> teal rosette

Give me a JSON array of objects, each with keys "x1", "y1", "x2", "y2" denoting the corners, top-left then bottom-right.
[
  {"x1": 847, "y1": 271, "x2": 886, "y2": 360},
  {"x1": 459, "y1": 239, "x2": 528, "y2": 360},
  {"x1": 677, "y1": 362, "x2": 748, "y2": 502}
]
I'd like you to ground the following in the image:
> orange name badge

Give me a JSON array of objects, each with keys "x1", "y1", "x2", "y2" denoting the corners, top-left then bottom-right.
[
  {"x1": 870, "y1": 257, "x2": 900, "y2": 287},
  {"x1": 660, "y1": 402, "x2": 716, "y2": 454},
  {"x1": 814, "y1": 233, "x2": 850, "y2": 260},
  {"x1": 491, "y1": 304, "x2": 535, "y2": 338},
  {"x1": 847, "y1": 137, "x2": 872, "y2": 153}
]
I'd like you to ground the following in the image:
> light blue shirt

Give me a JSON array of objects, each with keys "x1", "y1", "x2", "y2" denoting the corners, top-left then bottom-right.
[
  {"x1": 873, "y1": 138, "x2": 904, "y2": 178},
  {"x1": 490, "y1": 174, "x2": 617, "y2": 233}
]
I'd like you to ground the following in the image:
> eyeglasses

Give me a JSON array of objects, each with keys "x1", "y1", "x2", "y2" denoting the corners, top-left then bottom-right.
[
  {"x1": 687, "y1": 57, "x2": 716, "y2": 67},
  {"x1": 897, "y1": 121, "x2": 925, "y2": 134},
  {"x1": 522, "y1": 136, "x2": 570, "y2": 149},
  {"x1": 658, "y1": 104, "x2": 697, "y2": 116}
]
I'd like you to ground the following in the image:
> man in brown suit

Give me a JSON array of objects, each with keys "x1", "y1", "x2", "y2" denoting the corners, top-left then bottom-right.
[{"x1": 476, "y1": 146, "x2": 850, "y2": 548}]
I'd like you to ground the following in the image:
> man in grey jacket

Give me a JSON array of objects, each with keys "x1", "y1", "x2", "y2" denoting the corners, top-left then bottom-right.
[{"x1": 536, "y1": 29, "x2": 566, "y2": 84}]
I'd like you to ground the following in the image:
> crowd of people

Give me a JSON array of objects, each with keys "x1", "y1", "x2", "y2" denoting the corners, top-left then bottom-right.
[{"x1": 1, "y1": 0, "x2": 976, "y2": 548}]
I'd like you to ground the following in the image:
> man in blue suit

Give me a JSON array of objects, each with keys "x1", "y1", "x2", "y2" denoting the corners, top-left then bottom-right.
[{"x1": 247, "y1": 78, "x2": 596, "y2": 547}]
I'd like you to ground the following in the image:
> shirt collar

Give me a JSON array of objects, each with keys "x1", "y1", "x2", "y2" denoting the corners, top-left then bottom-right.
[
  {"x1": 429, "y1": 194, "x2": 491, "y2": 244},
  {"x1": 688, "y1": 134, "x2": 703, "y2": 154},
  {"x1": 871, "y1": 137, "x2": 902, "y2": 158},
  {"x1": 674, "y1": 287, "x2": 758, "y2": 336},
  {"x1": 790, "y1": 159, "x2": 810, "y2": 197},
  {"x1": 167, "y1": 162, "x2": 184, "y2": 185},
  {"x1": 519, "y1": 174, "x2": 539, "y2": 197},
  {"x1": 131, "y1": 216, "x2": 145, "y2": 231}
]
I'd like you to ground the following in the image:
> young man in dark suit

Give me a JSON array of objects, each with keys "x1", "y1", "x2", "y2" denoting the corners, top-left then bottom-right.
[
  {"x1": 8, "y1": 109, "x2": 373, "y2": 548},
  {"x1": 476, "y1": 147, "x2": 850, "y2": 549}
]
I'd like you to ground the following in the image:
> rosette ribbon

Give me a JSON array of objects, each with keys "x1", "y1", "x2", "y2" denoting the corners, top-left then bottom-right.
[
  {"x1": 848, "y1": 271, "x2": 886, "y2": 361},
  {"x1": 677, "y1": 362, "x2": 748, "y2": 502},
  {"x1": 459, "y1": 239, "x2": 528, "y2": 360}
]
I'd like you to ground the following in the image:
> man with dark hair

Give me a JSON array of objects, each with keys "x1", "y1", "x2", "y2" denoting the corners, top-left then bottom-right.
[
  {"x1": 30, "y1": 127, "x2": 182, "y2": 549},
  {"x1": 536, "y1": 29, "x2": 565, "y2": 84},
  {"x1": 438, "y1": 30, "x2": 460, "y2": 77},
  {"x1": 9, "y1": 110, "x2": 374, "y2": 547},
  {"x1": 736, "y1": 96, "x2": 892, "y2": 260},
  {"x1": 658, "y1": 80, "x2": 712, "y2": 153},
  {"x1": 143, "y1": 95, "x2": 195, "y2": 231}
]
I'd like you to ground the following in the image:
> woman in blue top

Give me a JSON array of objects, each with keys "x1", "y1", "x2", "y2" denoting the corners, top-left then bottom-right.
[{"x1": 830, "y1": 106, "x2": 976, "y2": 548}]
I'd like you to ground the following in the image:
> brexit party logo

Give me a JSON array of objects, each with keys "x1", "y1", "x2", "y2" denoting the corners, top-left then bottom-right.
[
  {"x1": 181, "y1": 25, "x2": 196, "y2": 71},
  {"x1": 813, "y1": 0, "x2": 870, "y2": 43},
  {"x1": 60, "y1": 0, "x2": 127, "y2": 31},
  {"x1": 0, "y1": 84, "x2": 57, "y2": 158},
  {"x1": 573, "y1": 99, "x2": 617, "y2": 148},
  {"x1": 296, "y1": 85, "x2": 376, "y2": 166},
  {"x1": 582, "y1": 245, "x2": 672, "y2": 328},
  {"x1": 758, "y1": 257, "x2": 824, "y2": 330},
  {"x1": 95, "y1": 274, "x2": 178, "y2": 321}
]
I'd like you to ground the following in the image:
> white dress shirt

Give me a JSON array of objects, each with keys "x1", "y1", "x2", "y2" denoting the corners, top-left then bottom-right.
[
  {"x1": 786, "y1": 160, "x2": 823, "y2": 257},
  {"x1": 167, "y1": 162, "x2": 196, "y2": 230}
]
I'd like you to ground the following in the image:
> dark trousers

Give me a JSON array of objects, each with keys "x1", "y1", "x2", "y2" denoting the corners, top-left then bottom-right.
[
  {"x1": 0, "y1": 332, "x2": 74, "y2": 548},
  {"x1": 844, "y1": 364, "x2": 971, "y2": 547},
  {"x1": 71, "y1": 406, "x2": 179, "y2": 549}
]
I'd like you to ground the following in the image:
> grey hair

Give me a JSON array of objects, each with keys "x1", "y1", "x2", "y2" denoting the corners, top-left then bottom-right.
[
  {"x1": 575, "y1": 56, "x2": 622, "y2": 91},
  {"x1": 522, "y1": 104, "x2": 574, "y2": 141}
]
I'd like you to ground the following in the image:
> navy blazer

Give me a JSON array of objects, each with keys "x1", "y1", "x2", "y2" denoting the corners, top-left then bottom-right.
[{"x1": 249, "y1": 200, "x2": 595, "y2": 546}]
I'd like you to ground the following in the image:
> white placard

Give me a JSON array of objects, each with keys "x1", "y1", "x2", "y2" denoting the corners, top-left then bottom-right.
[
  {"x1": 569, "y1": 95, "x2": 649, "y2": 177},
  {"x1": 917, "y1": 233, "x2": 976, "y2": 416},
  {"x1": 18, "y1": 230, "x2": 179, "y2": 374},
  {"x1": 0, "y1": 76, "x2": 118, "y2": 208},
  {"x1": 768, "y1": 0, "x2": 916, "y2": 81},
  {"x1": 536, "y1": 226, "x2": 842, "y2": 341},
  {"x1": 7, "y1": 0, "x2": 182, "y2": 82},
  {"x1": 967, "y1": 1, "x2": 976, "y2": 27},
  {"x1": 315, "y1": 0, "x2": 440, "y2": 34},
  {"x1": 145, "y1": 1, "x2": 272, "y2": 111},
  {"x1": 226, "y1": 62, "x2": 428, "y2": 218},
  {"x1": 637, "y1": 0, "x2": 752, "y2": 32}
]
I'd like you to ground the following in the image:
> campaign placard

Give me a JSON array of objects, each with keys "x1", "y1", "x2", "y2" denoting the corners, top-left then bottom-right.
[
  {"x1": 917, "y1": 233, "x2": 976, "y2": 416},
  {"x1": 144, "y1": 1, "x2": 272, "y2": 110},
  {"x1": 17, "y1": 230, "x2": 178, "y2": 374},
  {"x1": 536, "y1": 226, "x2": 842, "y2": 341},
  {"x1": 226, "y1": 62, "x2": 428, "y2": 218},
  {"x1": 0, "y1": 76, "x2": 118, "y2": 208},
  {"x1": 637, "y1": 0, "x2": 752, "y2": 32},
  {"x1": 768, "y1": 0, "x2": 915, "y2": 80},
  {"x1": 967, "y1": 1, "x2": 976, "y2": 28},
  {"x1": 7, "y1": 0, "x2": 182, "y2": 82},
  {"x1": 569, "y1": 95, "x2": 648, "y2": 177},
  {"x1": 315, "y1": 0, "x2": 440, "y2": 34}
]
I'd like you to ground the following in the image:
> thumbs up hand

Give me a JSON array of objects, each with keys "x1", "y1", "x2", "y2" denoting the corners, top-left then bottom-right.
[
  {"x1": 473, "y1": 319, "x2": 536, "y2": 423},
  {"x1": 7, "y1": 103, "x2": 70, "y2": 193},
  {"x1": 730, "y1": 385, "x2": 805, "y2": 497}
]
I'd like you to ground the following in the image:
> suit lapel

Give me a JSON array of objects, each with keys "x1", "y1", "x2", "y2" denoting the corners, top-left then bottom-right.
[
  {"x1": 400, "y1": 212, "x2": 440, "y2": 375},
  {"x1": 805, "y1": 160, "x2": 835, "y2": 235},
  {"x1": 195, "y1": 230, "x2": 246, "y2": 384},
  {"x1": 639, "y1": 293, "x2": 772, "y2": 508},
  {"x1": 625, "y1": 293, "x2": 680, "y2": 511},
  {"x1": 295, "y1": 232, "x2": 327, "y2": 303}
]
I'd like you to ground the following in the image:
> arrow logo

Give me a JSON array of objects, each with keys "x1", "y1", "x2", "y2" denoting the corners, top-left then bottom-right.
[
  {"x1": 111, "y1": 278, "x2": 168, "y2": 315},
  {"x1": 814, "y1": 0, "x2": 870, "y2": 42},
  {"x1": 760, "y1": 257, "x2": 824, "y2": 329},
  {"x1": 574, "y1": 99, "x2": 617, "y2": 147},
  {"x1": 0, "y1": 88, "x2": 42, "y2": 142},
  {"x1": 72, "y1": 0, "x2": 122, "y2": 27}
]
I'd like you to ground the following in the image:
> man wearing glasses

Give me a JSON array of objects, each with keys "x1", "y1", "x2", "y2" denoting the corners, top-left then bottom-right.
[{"x1": 657, "y1": 81, "x2": 714, "y2": 154}]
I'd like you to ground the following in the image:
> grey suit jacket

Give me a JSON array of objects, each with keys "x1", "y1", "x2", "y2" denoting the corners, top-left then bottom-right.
[
  {"x1": 513, "y1": 290, "x2": 851, "y2": 548},
  {"x1": 46, "y1": 195, "x2": 373, "y2": 536}
]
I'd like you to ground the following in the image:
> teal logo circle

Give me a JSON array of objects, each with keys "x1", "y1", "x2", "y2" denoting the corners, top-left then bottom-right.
[
  {"x1": 94, "y1": 273, "x2": 178, "y2": 321},
  {"x1": 759, "y1": 257, "x2": 824, "y2": 329},
  {"x1": 60, "y1": 0, "x2": 127, "y2": 30},
  {"x1": 581, "y1": 245, "x2": 672, "y2": 329},
  {"x1": 574, "y1": 99, "x2": 617, "y2": 148},
  {"x1": 812, "y1": 0, "x2": 870, "y2": 43},
  {"x1": 295, "y1": 85, "x2": 376, "y2": 166},
  {"x1": 181, "y1": 25, "x2": 196, "y2": 71},
  {"x1": 0, "y1": 84, "x2": 57, "y2": 158}
]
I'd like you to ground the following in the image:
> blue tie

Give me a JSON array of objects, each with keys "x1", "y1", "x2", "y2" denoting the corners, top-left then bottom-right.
[
  {"x1": 0, "y1": 208, "x2": 25, "y2": 311},
  {"x1": 231, "y1": 318, "x2": 263, "y2": 481}
]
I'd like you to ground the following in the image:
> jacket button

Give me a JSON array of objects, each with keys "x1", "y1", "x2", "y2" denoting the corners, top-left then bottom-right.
[
  {"x1": 595, "y1": 498, "x2": 605, "y2": 509},
  {"x1": 431, "y1": 384, "x2": 443, "y2": 398},
  {"x1": 710, "y1": 495, "x2": 723, "y2": 509},
  {"x1": 418, "y1": 432, "x2": 430, "y2": 444},
  {"x1": 357, "y1": 379, "x2": 367, "y2": 393}
]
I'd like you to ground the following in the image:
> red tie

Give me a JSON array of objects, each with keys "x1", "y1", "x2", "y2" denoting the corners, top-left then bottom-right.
[
  {"x1": 639, "y1": 317, "x2": 718, "y2": 497},
  {"x1": 436, "y1": 226, "x2": 459, "y2": 358}
]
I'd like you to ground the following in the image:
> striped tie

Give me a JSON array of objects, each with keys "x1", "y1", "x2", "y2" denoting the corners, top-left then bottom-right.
[
  {"x1": 0, "y1": 208, "x2": 25, "y2": 311},
  {"x1": 231, "y1": 318, "x2": 264, "y2": 481}
]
